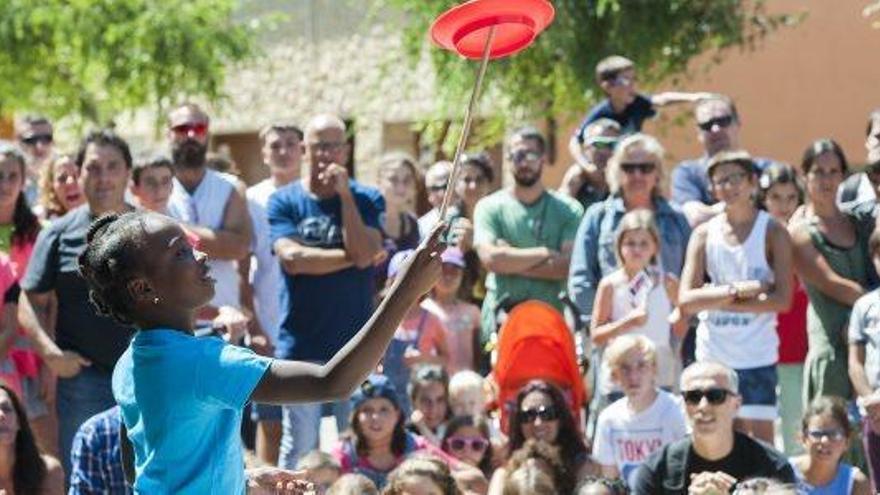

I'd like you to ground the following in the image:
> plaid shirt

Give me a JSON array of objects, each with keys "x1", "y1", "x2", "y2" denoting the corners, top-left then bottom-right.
[{"x1": 69, "y1": 406, "x2": 133, "y2": 494}]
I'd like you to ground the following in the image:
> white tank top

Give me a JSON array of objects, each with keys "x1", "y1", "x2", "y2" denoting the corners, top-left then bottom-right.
[
  {"x1": 599, "y1": 269, "x2": 675, "y2": 394},
  {"x1": 167, "y1": 169, "x2": 240, "y2": 309},
  {"x1": 696, "y1": 211, "x2": 777, "y2": 369}
]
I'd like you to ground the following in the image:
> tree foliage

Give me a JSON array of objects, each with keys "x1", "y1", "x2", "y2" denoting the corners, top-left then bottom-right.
[
  {"x1": 0, "y1": 0, "x2": 259, "y2": 125},
  {"x1": 376, "y1": 0, "x2": 802, "y2": 152}
]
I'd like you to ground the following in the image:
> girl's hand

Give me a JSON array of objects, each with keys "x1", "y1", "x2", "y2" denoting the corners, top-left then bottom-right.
[
  {"x1": 411, "y1": 409, "x2": 426, "y2": 427},
  {"x1": 395, "y1": 223, "x2": 446, "y2": 297},
  {"x1": 214, "y1": 306, "x2": 250, "y2": 344},
  {"x1": 450, "y1": 217, "x2": 474, "y2": 252}
]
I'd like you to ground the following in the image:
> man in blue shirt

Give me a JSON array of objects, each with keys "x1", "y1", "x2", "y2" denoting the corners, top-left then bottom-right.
[
  {"x1": 268, "y1": 114, "x2": 385, "y2": 469},
  {"x1": 671, "y1": 95, "x2": 778, "y2": 227}
]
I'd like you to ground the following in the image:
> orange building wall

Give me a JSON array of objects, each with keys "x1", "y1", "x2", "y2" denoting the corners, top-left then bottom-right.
[{"x1": 548, "y1": 0, "x2": 880, "y2": 188}]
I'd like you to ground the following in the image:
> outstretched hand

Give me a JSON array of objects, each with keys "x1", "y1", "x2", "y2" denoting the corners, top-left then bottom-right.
[
  {"x1": 395, "y1": 222, "x2": 447, "y2": 297},
  {"x1": 246, "y1": 467, "x2": 314, "y2": 494}
]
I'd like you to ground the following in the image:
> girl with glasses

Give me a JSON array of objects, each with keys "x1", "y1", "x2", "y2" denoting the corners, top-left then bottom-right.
[
  {"x1": 441, "y1": 415, "x2": 494, "y2": 479},
  {"x1": 789, "y1": 396, "x2": 871, "y2": 494}
]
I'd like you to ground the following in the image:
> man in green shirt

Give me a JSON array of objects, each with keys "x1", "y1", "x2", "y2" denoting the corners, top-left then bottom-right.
[{"x1": 473, "y1": 126, "x2": 584, "y2": 342}]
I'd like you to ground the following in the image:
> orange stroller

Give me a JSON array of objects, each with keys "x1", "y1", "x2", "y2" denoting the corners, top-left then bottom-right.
[{"x1": 492, "y1": 300, "x2": 587, "y2": 435}]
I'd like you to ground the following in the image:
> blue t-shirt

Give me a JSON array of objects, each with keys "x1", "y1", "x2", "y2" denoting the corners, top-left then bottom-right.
[
  {"x1": 671, "y1": 156, "x2": 777, "y2": 207},
  {"x1": 575, "y1": 93, "x2": 656, "y2": 140},
  {"x1": 267, "y1": 180, "x2": 385, "y2": 362},
  {"x1": 112, "y1": 330, "x2": 272, "y2": 494}
]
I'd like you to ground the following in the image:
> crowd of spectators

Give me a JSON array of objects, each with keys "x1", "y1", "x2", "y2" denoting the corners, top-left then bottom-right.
[{"x1": 0, "y1": 53, "x2": 879, "y2": 494}]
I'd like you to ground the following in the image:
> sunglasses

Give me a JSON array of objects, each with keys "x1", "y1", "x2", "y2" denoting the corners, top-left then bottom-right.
[
  {"x1": 171, "y1": 123, "x2": 209, "y2": 138},
  {"x1": 682, "y1": 388, "x2": 734, "y2": 406},
  {"x1": 621, "y1": 162, "x2": 656, "y2": 175},
  {"x1": 20, "y1": 134, "x2": 53, "y2": 146},
  {"x1": 427, "y1": 184, "x2": 448, "y2": 192},
  {"x1": 588, "y1": 138, "x2": 618, "y2": 151},
  {"x1": 518, "y1": 405, "x2": 559, "y2": 423},
  {"x1": 697, "y1": 115, "x2": 734, "y2": 132},
  {"x1": 446, "y1": 436, "x2": 489, "y2": 452},
  {"x1": 509, "y1": 150, "x2": 542, "y2": 164},
  {"x1": 805, "y1": 428, "x2": 846, "y2": 441}
]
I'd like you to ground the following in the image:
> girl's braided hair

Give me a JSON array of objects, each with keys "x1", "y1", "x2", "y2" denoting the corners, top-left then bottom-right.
[{"x1": 77, "y1": 211, "x2": 150, "y2": 326}]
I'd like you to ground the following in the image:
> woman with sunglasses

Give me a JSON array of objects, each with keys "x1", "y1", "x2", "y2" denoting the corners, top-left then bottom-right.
[
  {"x1": 488, "y1": 380, "x2": 595, "y2": 494},
  {"x1": 569, "y1": 133, "x2": 691, "y2": 336},
  {"x1": 790, "y1": 139, "x2": 870, "y2": 405},
  {"x1": 441, "y1": 415, "x2": 493, "y2": 479},
  {"x1": 790, "y1": 396, "x2": 870, "y2": 494}
]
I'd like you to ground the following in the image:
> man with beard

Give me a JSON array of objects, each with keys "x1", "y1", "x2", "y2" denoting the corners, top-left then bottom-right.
[
  {"x1": 558, "y1": 118, "x2": 621, "y2": 210},
  {"x1": 473, "y1": 126, "x2": 583, "y2": 341},
  {"x1": 671, "y1": 95, "x2": 778, "y2": 227},
  {"x1": 164, "y1": 103, "x2": 252, "y2": 313},
  {"x1": 632, "y1": 361, "x2": 795, "y2": 494}
]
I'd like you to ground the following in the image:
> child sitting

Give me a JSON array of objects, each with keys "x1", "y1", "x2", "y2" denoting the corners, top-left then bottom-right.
[{"x1": 592, "y1": 335, "x2": 687, "y2": 487}]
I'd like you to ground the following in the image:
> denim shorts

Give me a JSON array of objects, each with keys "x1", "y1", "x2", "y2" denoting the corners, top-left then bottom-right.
[
  {"x1": 250, "y1": 402, "x2": 283, "y2": 422},
  {"x1": 735, "y1": 364, "x2": 778, "y2": 420}
]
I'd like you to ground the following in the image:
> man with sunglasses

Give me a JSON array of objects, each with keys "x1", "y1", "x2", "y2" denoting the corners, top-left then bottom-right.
[
  {"x1": 559, "y1": 118, "x2": 620, "y2": 210},
  {"x1": 164, "y1": 103, "x2": 253, "y2": 314},
  {"x1": 568, "y1": 55, "x2": 710, "y2": 172},
  {"x1": 473, "y1": 126, "x2": 583, "y2": 341},
  {"x1": 672, "y1": 95, "x2": 778, "y2": 228},
  {"x1": 16, "y1": 115, "x2": 55, "y2": 205},
  {"x1": 632, "y1": 361, "x2": 795, "y2": 494}
]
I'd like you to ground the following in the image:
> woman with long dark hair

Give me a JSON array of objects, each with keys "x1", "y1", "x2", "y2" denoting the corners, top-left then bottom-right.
[
  {"x1": 790, "y1": 139, "x2": 869, "y2": 404},
  {"x1": 488, "y1": 380, "x2": 595, "y2": 494},
  {"x1": 0, "y1": 384, "x2": 63, "y2": 494},
  {"x1": 0, "y1": 147, "x2": 54, "y2": 457}
]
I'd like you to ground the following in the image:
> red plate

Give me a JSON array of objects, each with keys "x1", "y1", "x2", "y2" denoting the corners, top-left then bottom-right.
[{"x1": 430, "y1": 0, "x2": 555, "y2": 60}]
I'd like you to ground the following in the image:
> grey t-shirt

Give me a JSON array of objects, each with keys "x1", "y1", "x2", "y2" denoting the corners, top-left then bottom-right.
[{"x1": 849, "y1": 289, "x2": 880, "y2": 389}]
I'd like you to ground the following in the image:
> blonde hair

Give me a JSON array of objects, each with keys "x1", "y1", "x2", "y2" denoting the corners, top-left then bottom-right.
[
  {"x1": 613, "y1": 208, "x2": 661, "y2": 267},
  {"x1": 604, "y1": 335, "x2": 657, "y2": 371},
  {"x1": 295, "y1": 449, "x2": 341, "y2": 472},
  {"x1": 448, "y1": 370, "x2": 485, "y2": 397},
  {"x1": 605, "y1": 133, "x2": 666, "y2": 196},
  {"x1": 39, "y1": 153, "x2": 76, "y2": 218},
  {"x1": 328, "y1": 474, "x2": 378, "y2": 495},
  {"x1": 502, "y1": 465, "x2": 557, "y2": 495}
]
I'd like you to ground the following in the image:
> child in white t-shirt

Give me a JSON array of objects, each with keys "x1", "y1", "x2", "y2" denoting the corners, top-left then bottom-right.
[{"x1": 593, "y1": 335, "x2": 687, "y2": 487}]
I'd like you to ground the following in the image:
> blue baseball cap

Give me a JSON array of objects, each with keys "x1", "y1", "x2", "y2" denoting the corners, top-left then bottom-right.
[{"x1": 351, "y1": 374, "x2": 400, "y2": 410}]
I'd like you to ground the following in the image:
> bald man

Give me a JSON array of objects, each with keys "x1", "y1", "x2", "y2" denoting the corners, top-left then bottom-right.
[
  {"x1": 267, "y1": 114, "x2": 385, "y2": 468},
  {"x1": 632, "y1": 361, "x2": 794, "y2": 494}
]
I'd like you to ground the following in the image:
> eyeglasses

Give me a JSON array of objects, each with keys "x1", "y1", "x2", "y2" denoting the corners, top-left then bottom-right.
[
  {"x1": 621, "y1": 162, "x2": 656, "y2": 175},
  {"x1": 20, "y1": 134, "x2": 53, "y2": 146},
  {"x1": 682, "y1": 388, "x2": 735, "y2": 406},
  {"x1": 518, "y1": 405, "x2": 559, "y2": 423},
  {"x1": 427, "y1": 184, "x2": 448, "y2": 192},
  {"x1": 586, "y1": 137, "x2": 618, "y2": 150},
  {"x1": 712, "y1": 171, "x2": 749, "y2": 188},
  {"x1": 508, "y1": 150, "x2": 542, "y2": 164},
  {"x1": 608, "y1": 75, "x2": 635, "y2": 87},
  {"x1": 805, "y1": 428, "x2": 846, "y2": 441},
  {"x1": 308, "y1": 141, "x2": 345, "y2": 152},
  {"x1": 697, "y1": 115, "x2": 735, "y2": 132},
  {"x1": 170, "y1": 123, "x2": 208, "y2": 138},
  {"x1": 446, "y1": 436, "x2": 489, "y2": 452}
]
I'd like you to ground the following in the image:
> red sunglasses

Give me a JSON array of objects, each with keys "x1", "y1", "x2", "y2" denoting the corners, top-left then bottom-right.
[{"x1": 171, "y1": 122, "x2": 208, "y2": 138}]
